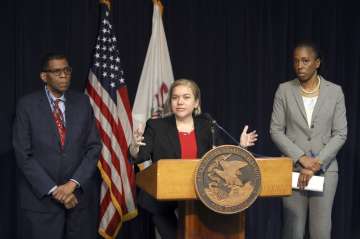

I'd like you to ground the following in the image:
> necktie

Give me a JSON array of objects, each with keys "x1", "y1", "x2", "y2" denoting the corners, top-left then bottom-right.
[{"x1": 52, "y1": 99, "x2": 66, "y2": 149}]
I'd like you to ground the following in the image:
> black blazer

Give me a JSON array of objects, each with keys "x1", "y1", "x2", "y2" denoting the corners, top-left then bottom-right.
[
  {"x1": 13, "y1": 90, "x2": 102, "y2": 212},
  {"x1": 134, "y1": 115, "x2": 217, "y2": 213},
  {"x1": 134, "y1": 115, "x2": 216, "y2": 164}
]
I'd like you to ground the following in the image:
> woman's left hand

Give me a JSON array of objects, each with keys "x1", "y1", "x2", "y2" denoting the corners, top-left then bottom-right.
[{"x1": 239, "y1": 125, "x2": 258, "y2": 148}]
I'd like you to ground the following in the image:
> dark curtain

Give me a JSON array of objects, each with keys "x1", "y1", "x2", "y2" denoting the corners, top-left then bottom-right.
[{"x1": 1, "y1": 0, "x2": 359, "y2": 238}]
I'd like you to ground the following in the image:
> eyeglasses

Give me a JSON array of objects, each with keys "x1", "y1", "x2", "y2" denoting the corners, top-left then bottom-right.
[{"x1": 45, "y1": 66, "x2": 72, "y2": 76}]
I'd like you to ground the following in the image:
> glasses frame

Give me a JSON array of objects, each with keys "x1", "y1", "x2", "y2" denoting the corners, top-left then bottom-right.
[{"x1": 45, "y1": 66, "x2": 72, "y2": 77}]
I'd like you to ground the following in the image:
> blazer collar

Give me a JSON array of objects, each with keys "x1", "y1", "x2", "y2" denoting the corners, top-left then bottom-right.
[
  {"x1": 63, "y1": 91, "x2": 76, "y2": 149},
  {"x1": 310, "y1": 76, "x2": 330, "y2": 124},
  {"x1": 194, "y1": 117, "x2": 208, "y2": 158},
  {"x1": 38, "y1": 91, "x2": 61, "y2": 147},
  {"x1": 166, "y1": 115, "x2": 181, "y2": 159},
  {"x1": 291, "y1": 80, "x2": 308, "y2": 123}
]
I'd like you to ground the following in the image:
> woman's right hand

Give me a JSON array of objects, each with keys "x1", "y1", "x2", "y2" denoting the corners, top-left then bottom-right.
[{"x1": 129, "y1": 127, "x2": 146, "y2": 158}]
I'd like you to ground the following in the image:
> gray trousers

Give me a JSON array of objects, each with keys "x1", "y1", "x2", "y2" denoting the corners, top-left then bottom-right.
[{"x1": 282, "y1": 171, "x2": 338, "y2": 239}]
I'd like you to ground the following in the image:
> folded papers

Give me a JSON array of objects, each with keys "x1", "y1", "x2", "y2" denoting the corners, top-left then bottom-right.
[{"x1": 292, "y1": 172, "x2": 324, "y2": 192}]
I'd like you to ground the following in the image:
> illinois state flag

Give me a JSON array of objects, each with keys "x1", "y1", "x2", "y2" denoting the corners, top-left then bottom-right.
[{"x1": 132, "y1": 0, "x2": 174, "y2": 131}]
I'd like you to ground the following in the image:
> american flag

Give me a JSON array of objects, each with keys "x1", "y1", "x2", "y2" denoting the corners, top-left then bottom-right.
[{"x1": 85, "y1": 2, "x2": 137, "y2": 239}]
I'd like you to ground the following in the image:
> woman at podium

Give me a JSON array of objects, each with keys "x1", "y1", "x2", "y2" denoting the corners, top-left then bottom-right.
[
  {"x1": 129, "y1": 79, "x2": 257, "y2": 239},
  {"x1": 270, "y1": 41, "x2": 347, "y2": 239}
]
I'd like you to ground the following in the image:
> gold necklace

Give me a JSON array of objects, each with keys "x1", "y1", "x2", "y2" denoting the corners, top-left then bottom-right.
[{"x1": 299, "y1": 76, "x2": 320, "y2": 95}]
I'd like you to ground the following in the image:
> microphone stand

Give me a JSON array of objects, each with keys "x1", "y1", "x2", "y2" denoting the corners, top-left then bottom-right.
[
  {"x1": 214, "y1": 122, "x2": 240, "y2": 146},
  {"x1": 203, "y1": 113, "x2": 267, "y2": 158},
  {"x1": 210, "y1": 124, "x2": 216, "y2": 149}
]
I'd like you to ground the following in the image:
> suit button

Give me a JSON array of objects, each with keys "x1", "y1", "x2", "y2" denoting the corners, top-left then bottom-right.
[
  {"x1": 307, "y1": 137, "x2": 311, "y2": 141},
  {"x1": 311, "y1": 125, "x2": 314, "y2": 129}
]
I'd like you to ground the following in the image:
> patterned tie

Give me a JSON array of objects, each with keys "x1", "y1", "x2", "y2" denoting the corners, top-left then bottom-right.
[{"x1": 52, "y1": 99, "x2": 66, "y2": 149}]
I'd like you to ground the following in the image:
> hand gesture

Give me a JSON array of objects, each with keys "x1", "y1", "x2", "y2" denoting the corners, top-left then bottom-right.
[
  {"x1": 133, "y1": 127, "x2": 146, "y2": 146},
  {"x1": 239, "y1": 125, "x2": 258, "y2": 148},
  {"x1": 129, "y1": 126, "x2": 146, "y2": 158}
]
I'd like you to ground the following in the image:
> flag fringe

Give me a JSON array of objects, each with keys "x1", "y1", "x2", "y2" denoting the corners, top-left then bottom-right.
[{"x1": 97, "y1": 161, "x2": 138, "y2": 239}]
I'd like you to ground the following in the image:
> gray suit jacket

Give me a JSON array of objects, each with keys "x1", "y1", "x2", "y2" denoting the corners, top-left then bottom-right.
[
  {"x1": 13, "y1": 90, "x2": 102, "y2": 212},
  {"x1": 270, "y1": 76, "x2": 347, "y2": 172}
]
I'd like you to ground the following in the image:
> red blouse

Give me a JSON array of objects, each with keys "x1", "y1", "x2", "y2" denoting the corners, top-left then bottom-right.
[{"x1": 178, "y1": 130, "x2": 198, "y2": 159}]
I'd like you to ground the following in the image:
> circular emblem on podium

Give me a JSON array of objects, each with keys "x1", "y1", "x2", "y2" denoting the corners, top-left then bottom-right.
[{"x1": 195, "y1": 145, "x2": 261, "y2": 214}]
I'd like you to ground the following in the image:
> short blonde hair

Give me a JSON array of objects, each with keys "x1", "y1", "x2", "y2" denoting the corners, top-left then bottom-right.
[{"x1": 164, "y1": 79, "x2": 202, "y2": 116}]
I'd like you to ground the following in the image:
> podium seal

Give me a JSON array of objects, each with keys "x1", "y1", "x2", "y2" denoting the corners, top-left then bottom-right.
[{"x1": 195, "y1": 145, "x2": 261, "y2": 214}]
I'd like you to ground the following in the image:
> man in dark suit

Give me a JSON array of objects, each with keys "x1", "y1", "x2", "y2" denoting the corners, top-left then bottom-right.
[{"x1": 13, "y1": 53, "x2": 102, "y2": 239}]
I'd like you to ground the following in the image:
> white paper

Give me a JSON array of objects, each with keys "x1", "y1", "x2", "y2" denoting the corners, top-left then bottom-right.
[{"x1": 292, "y1": 172, "x2": 324, "y2": 192}]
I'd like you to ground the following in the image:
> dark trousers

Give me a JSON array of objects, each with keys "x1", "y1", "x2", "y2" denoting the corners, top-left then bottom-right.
[
  {"x1": 18, "y1": 207, "x2": 98, "y2": 239},
  {"x1": 152, "y1": 211, "x2": 178, "y2": 239}
]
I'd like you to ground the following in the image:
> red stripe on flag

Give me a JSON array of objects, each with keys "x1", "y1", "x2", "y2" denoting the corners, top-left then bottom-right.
[
  {"x1": 96, "y1": 147, "x2": 127, "y2": 213},
  {"x1": 118, "y1": 87, "x2": 133, "y2": 127},
  {"x1": 87, "y1": 83, "x2": 129, "y2": 158},
  {"x1": 105, "y1": 210, "x2": 121, "y2": 236},
  {"x1": 87, "y1": 83, "x2": 135, "y2": 205},
  {"x1": 99, "y1": 187, "x2": 111, "y2": 219}
]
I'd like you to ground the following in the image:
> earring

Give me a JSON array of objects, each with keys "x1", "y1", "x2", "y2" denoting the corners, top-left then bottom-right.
[{"x1": 194, "y1": 107, "x2": 199, "y2": 115}]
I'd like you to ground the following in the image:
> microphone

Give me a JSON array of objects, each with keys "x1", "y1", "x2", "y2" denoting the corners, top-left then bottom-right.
[
  {"x1": 202, "y1": 113, "x2": 217, "y2": 125},
  {"x1": 201, "y1": 113, "x2": 240, "y2": 146},
  {"x1": 201, "y1": 113, "x2": 217, "y2": 148}
]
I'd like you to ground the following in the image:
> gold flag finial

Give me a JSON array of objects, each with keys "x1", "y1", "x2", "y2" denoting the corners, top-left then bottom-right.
[
  {"x1": 100, "y1": 0, "x2": 111, "y2": 10},
  {"x1": 152, "y1": 0, "x2": 164, "y2": 16}
]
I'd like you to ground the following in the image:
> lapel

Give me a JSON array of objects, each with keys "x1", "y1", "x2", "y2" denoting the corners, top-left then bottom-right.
[
  {"x1": 166, "y1": 116, "x2": 182, "y2": 159},
  {"x1": 38, "y1": 91, "x2": 61, "y2": 147},
  {"x1": 63, "y1": 91, "x2": 76, "y2": 150},
  {"x1": 194, "y1": 117, "x2": 206, "y2": 158},
  {"x1": 291, "y1": 80, "x2": 308, "y2": 124},
  {"x1": 310, "y1": 76, "x2": 329, "y2": 125}
]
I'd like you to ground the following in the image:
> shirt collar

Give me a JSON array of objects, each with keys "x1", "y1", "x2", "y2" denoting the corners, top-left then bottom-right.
[{"x1": 44, "y1": 85, "x2": 66, "y2": 103}]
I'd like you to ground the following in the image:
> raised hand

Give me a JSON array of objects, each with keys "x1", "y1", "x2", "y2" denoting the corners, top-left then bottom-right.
[
  {"x1": 239, "y1": 125, "x2": 258, "y2": 148},
  {"x1": 129, "y1": 126, "x2": 146, "y2": 158}
]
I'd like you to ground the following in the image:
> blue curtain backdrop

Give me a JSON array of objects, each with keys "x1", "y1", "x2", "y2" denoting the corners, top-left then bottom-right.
[{"x1": 1, "y1": 0, "x2": 359, "y2": 238}]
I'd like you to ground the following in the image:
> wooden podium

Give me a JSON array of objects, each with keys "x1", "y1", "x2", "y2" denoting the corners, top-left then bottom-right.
[{"x1": 136, "y1": 158, "x2": 292, "y2": 239}]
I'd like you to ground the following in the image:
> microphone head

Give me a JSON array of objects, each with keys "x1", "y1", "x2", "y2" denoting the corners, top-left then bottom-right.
[{"x1": 201, "y1": 113, "x2": 216, "y2": 124}]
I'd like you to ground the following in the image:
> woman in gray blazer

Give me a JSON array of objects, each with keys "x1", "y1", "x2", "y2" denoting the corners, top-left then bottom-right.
[{"x1": 270, "y1": 42, "x2": 347, "y2": 239}]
